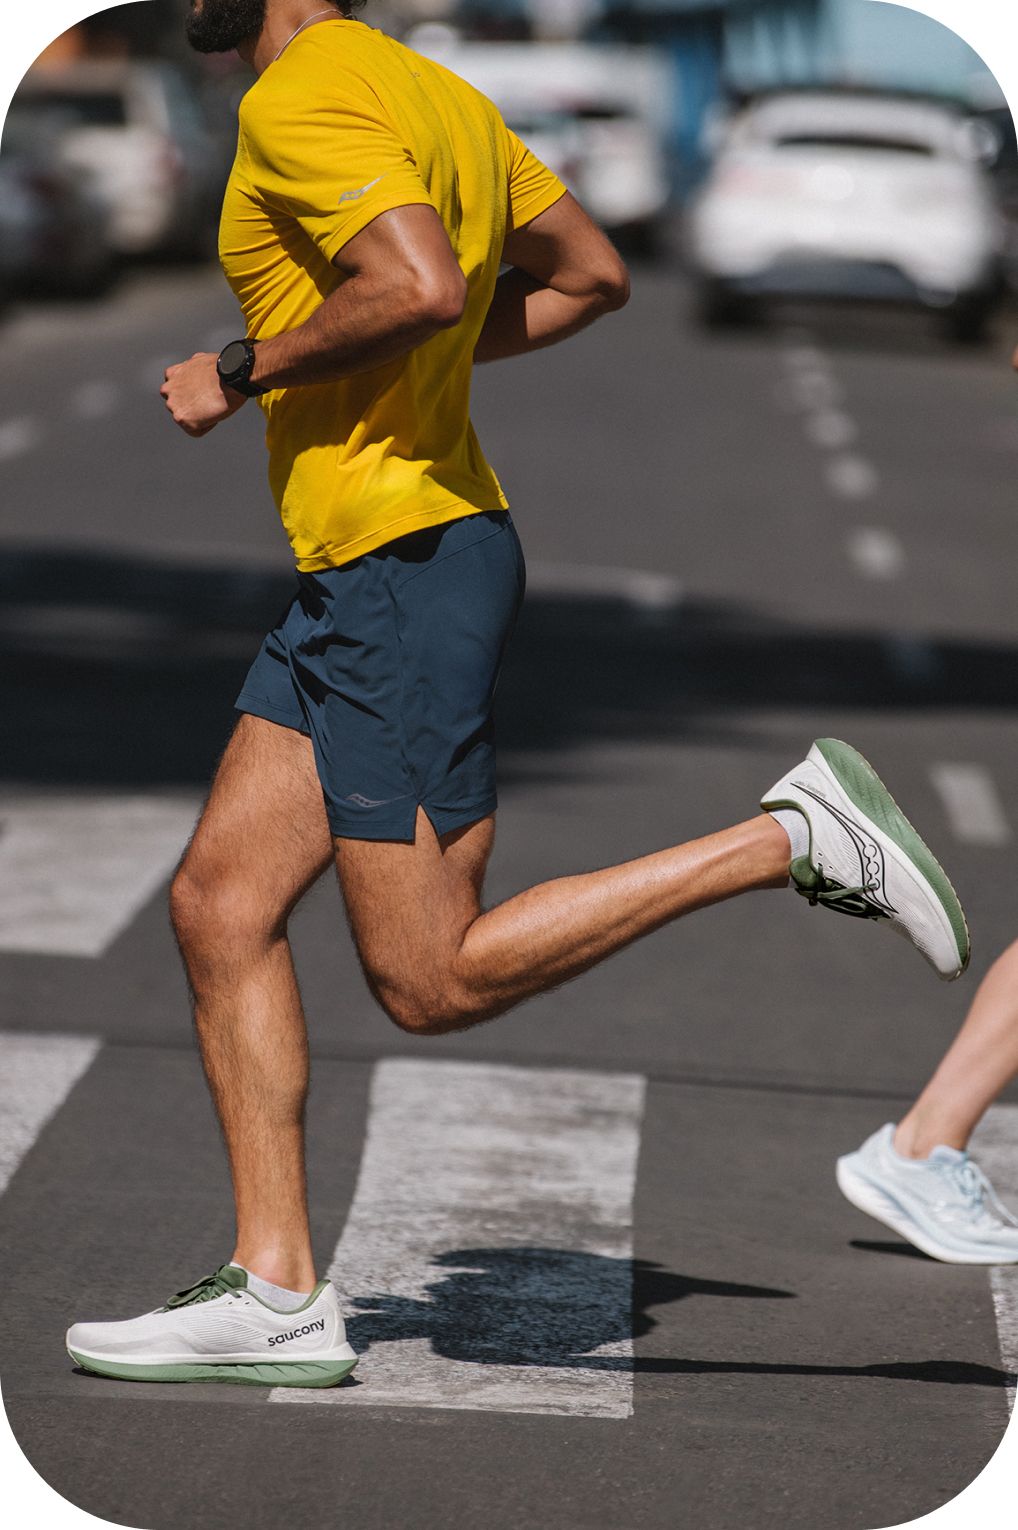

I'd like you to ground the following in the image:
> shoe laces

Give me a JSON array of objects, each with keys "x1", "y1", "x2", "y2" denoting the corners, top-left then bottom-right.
[
  {"x1": 162, "y1": 1266, "x2": 244, "y2": 1310},
  {"x1": 937, "y1": 1157, "x2": 1018, "y2": 1229},
  {"x1": 792, "y1": 860, "x2": 889, "y2": 921}
]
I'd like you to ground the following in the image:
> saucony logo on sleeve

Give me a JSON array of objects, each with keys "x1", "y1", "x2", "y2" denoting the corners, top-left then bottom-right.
[{"x1": 339, "y1": 175, "x2": 385, "y2": 204}]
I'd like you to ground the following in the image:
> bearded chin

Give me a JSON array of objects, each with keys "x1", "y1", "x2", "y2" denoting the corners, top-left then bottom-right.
[{"x1": 185, "y1": 0, "x2": 268, "y2": 53}]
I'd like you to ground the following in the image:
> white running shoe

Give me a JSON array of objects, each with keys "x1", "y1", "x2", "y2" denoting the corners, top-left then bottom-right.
[
  {"x1": 762, "y1": 738, "x2": 970, "y2": 981},
  {"x1": 837, "y1": 1125, "x2": 1018, "y2": 1264},
  {"x1": 66, "y1": 1264, "x2": 358, "y2": 1386}
]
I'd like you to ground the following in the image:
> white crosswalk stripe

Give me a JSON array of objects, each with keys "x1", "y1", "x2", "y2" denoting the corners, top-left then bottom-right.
[
  {"x1": 272, "y1": 1058, "x2": 646, "y2": 1418},
  {"x1": 0, "y1": 1032, "x2": 101, "y2": 1197},
  {"x1": 930, "y1": 765, "x2": 1011, "y2": 848},
  {"x1": 0, "y1": 794, "x2": 200, "y2": 957}
]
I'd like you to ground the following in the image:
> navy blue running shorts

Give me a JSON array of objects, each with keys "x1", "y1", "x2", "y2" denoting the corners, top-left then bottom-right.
[{"x1": 235, "y1": 510, "x2": 525, "y2": 841}]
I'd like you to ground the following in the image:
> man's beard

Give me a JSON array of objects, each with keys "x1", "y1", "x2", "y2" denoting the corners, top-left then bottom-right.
[{"x1": 185, "y1": 0, "x2": 269, "y2": 54}]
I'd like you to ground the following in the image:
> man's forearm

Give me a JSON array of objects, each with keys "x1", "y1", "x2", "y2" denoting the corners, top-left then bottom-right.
[
  {"x1": 250, "y1": 273, "x2": 455, "y2": 390},
  {"x1": 474, "y1": 267, "x2": 623, "y2": 364}
]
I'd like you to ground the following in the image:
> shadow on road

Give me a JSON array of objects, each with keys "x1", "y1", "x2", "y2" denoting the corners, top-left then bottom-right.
[
  {"x1": 344, "y1": 1245, "x2": 793, "y2": 1370},
  {"x1": 3, "y1": 543, "x2": 1017, "y2": 789},
  {"x1": 340, "y1": 1245, "x2": 1011, "y2": 1389},
  {"x1": 850, "y1": 1239, "x2": 936, "y2": 1262}
]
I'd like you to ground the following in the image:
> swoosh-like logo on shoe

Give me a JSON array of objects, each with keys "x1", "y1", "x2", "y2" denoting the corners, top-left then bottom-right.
[{"x1": 792, "y1": 780, "x2": 897, "y2": 915}]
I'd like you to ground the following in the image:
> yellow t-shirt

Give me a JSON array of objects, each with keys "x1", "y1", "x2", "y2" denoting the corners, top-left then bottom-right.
[{"x1": 219, "y1": 18, "x2": 566, "y2": 571}]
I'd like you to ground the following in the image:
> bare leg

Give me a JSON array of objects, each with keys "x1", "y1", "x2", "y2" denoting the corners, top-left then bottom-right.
[
  {"x1": 170, "y1": 714, "x2": 333, "y2": 1290},
  {"x1": 338, "y1": 807, "x2": 790, "y2": 1034},
  {"x1": 895, "y1": 938, "x2": 1018, "y2": 1158}
]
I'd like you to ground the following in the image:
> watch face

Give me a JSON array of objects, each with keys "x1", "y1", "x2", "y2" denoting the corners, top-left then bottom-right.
[{"x1": 219, "y1": 341, "x2": 249, "y2": 377}]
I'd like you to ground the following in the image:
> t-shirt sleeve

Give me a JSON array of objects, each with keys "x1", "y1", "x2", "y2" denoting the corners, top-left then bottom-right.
[
  {"x1": 240, "y1": 89, "x2": 436, "y2": 263},
  {"x1": 505, "y1": 128, "x2": 568, "y2": 232}
]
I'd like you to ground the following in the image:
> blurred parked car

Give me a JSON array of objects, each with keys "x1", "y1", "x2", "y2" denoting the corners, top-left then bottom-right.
[
  {"x1": 688, "y1": 89, "x2": 1005, "y2": 342},
  {"x1": 13, "y1": 61, "x2": 227, "y2": 261},
  {"x1": 408, "y1": 33, "x2": 673, "y2": 250},
  {"x1": 0, "y1": 113, "x2": 115, "y2": 300}
]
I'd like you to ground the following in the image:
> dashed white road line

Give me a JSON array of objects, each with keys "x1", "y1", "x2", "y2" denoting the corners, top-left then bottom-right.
[
  {"x1": 826, "y1": 453, "x2": 879, "y2": 500},
  {"x1": 525, "y1": 560, "x2": 682, "y2": 616},
  {"x1": 0, "y1": 794, "x2": 200, "y2": 957},
  {"x1": 846, "y1": 527, "x2": 904, "y2": 580},
  {"x1": 930, "y1": 765, "x2": 1011, "y2": 848},
  {"x1": 273, "y1": 1058, "x2": 646, "y2": 1418},
  {"x1": 69, "y1": 380, "x2": 121, "y2": 421},
  {"x1": 805, "y1": 409, "x2": 858, "y2": 451},
  {"x1": 788, "y1": 370, "x2": 843, "y2": 412},
  {"x1": 782, "y1": 341, "x2": 828, "y2": 373},
  {"x1": 0, "y1": 1032, "x2": 101, "y2": 1197},
  {"x1": 0, "y1": 417, "x2": 43, "y2": 463}
]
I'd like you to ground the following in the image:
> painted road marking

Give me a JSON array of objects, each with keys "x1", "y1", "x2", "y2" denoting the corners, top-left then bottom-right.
[
  {"x1": 789, "y1": 370, "x2": 843, "y2": 412},
  {"x1": 930, "y1": 765, "x2": 1011, "y2": 848},
  {"x1": 805, "y1": 409, "x2": 858, "y2": 451},
  {"x1": 0, "y1": 417, "x2": 43, "y2": 462},
  {"x1": 782, "y1": 341, "x2": 828, "y2": 372},
  {"x1": 826, "y1": 454, "x2": 878, "y2": 500},
  {"x1": 273, "y1": 1058, "x2": 646, "y2": 1418},
  {"x1": 969, "y1": 1107, "x2": 1018, "y2": 1407},
  {"x1": 846, "y1": 527, "x2": 904, "y2": 580},
  {"x1": 0, "y1": 602, "x2": 256, "y2": 661},
  {"x1": 69, "y1": 380, "x2": 121, "y2": 421},
  {"x1": 525, "y1": 560, "x2": 683, "y2": 616},
  {"x1": 0, "y1": 795, "x2": 199, "y2": 957},
  {"x1": 0, "y1": 1032, "x2": 101, "y2": 1197}
]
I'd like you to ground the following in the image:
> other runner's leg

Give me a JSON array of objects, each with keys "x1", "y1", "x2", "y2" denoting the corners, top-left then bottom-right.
[
  {"x1": 895, "y1": 937, "x2": 1018, "y2": 1157},
  {"x1": 836, "y1": 938, "x2": 1018, "y2": 1263}
]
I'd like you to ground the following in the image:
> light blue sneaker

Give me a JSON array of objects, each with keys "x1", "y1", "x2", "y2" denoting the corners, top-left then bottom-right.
[{"x1": 837, "y1": 1124, "x2": 1018, "y2": 1264}]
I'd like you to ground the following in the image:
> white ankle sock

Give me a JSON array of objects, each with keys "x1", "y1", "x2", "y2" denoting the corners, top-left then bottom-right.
[
  {"x1": 768, "y1": 806, "x2": 810, "y2": 864},
  {"x1": 233, "y1": 1265, "x2": 313, "y2": 1312}
]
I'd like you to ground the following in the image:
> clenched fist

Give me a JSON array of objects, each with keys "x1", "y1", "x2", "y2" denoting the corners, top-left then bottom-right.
[{"x1": 160, "y1": 353, "x2": 248, "y2": 438}]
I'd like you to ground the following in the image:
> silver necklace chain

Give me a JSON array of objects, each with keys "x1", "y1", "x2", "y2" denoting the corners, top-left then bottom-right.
[{"x1": 271, "y1": 7, "x2": 341, "y2": 64}]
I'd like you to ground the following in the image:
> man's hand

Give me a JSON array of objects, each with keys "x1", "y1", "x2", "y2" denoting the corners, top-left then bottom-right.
[{"x1": 160, "y1": 353, "x2": 248, "y2": 438}]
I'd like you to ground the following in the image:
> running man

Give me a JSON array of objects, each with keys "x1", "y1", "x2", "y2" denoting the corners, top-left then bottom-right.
[{"x1": 67, "y1": 0, "x2": 971, "y2": 1385}]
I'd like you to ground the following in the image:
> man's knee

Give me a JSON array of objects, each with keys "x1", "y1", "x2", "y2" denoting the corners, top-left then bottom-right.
[
  {"x1": 169, "y1": 855, "x2": 279, "y2": 956},
  {"x1": 369, "y1": 965, "x2": 482, "y2": 1037}
]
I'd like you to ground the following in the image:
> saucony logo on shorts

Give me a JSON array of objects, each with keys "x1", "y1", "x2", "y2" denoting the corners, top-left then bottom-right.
[
  {"x1": 339, "y1": 176, "x2": 385, "y2": 204},
  {"x1": 267, "y1": 1318, "x2": 326, "y2": 1347}
]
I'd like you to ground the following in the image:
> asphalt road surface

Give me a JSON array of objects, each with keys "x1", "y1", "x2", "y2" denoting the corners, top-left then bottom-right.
[{"x1": 2, "y1": 260, "x2": 1018, "y2": 1530}]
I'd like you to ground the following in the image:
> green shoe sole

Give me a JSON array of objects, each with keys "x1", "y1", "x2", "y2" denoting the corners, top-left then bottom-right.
[
  {"x1": 68, "y1": 1350, "x2": 358, "y2": 1387},
  {"x1": 813, "y1": 737, "x2": 970, "y2": 976}
]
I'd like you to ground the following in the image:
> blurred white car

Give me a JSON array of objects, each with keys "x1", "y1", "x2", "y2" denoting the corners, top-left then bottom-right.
[
  {"x1": 688, "y1": 90, "x2": 1005, "y2": 340},
  {"x1": 408, "y1": 34, "x2": 672, "y2": 248},
  {"x1": 15, "y1": 61, "x2": 226, "y2": 260}
]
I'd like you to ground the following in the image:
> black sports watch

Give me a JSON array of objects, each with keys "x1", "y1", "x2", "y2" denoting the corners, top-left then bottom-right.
[{"x1": 217, "y1": 338, "x2": 266, "y2": 398}]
